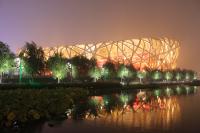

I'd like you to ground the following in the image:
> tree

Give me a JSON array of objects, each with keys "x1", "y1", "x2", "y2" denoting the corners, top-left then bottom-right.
[
  {"x1": 164, "y1": 71, "x2": 173, "y2": 81},
  {"x1": 151, "y1": 70, "x2": 162, "y2": 81},
  {"x1": 89, "y1": 66, "x2": 101, "y2": 82},
  {"x1": 101, "y1": 61, "x2": 116, "y2": 80},
  {"x1": 0, "y1": 42, "x2": 15, "y2": 83},
  {"x1": 174, "y1": 68, "x2": 183, "y2": 81},
  {"x1": 19, "y1": 42, "x2": 45, "y2": 77},
  {"x1": 184, "y1": 69, "x2": 196, "y2": 81},
  {"x1": 137, "y1": 70, "x2": 146, "y2": 83},
  {"x1": 69, "y1": 56, "x2": 95, "y2": 79},
  {"x1": 126, "y1": 64, "x2": 137, "y2": 78},
  {"x1": 175, "y1": 72, "x2": 182, "y2": 81},
  {"x1": 117, "y1": 64, "x2": 129, "y2": 82},
  {"x1": 117, "y1": 64, "x2": 135, "y2": 82},
  {"x1": 47, "y1": 53, "x2": 67, "y2": 83}
]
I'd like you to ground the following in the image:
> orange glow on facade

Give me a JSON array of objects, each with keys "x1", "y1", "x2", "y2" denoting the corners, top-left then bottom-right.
[{"x1": 44, "y1": 38, "x2": 180, "y2": 70}]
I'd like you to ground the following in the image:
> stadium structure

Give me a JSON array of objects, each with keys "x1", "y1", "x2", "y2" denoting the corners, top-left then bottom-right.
[{"x1": 44, "y1": 38, "x2": 180, "y2": 70}]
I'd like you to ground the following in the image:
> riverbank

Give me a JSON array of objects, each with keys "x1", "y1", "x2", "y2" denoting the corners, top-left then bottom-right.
[
  {"x1": 0, "y1": 88, "x2": 89, "y2": 133},
  {"x1": 0, "y1": 80, "x2": 199, "y2": 90},
  {"x1": 0, "y1": 83, "x2": 199, "y2": 133}
]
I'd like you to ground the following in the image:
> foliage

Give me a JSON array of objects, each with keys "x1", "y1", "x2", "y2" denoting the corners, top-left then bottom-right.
[
  {"x1": 137, "y1": 70, "x2": 147, "y2": 80},
  {"x1": 175, "y1": 72, "x2": 183, "y2": 81},
  {"x1": 117, "y1": 64, "x2": 129, "y2": 79},
  {"x1": 183, "y1": 70, "x2": 196, "y2": 80},
  {"x1": 117, "y1": 64, "x2": 136, "y2": 79},
  {"x1": 126, "y1": 64, "x2": 137, "y2": 78},
  {"x1": 0, "y1": 88, "x2": 88, "y2": 128},
  {"x1": 0, "y1": 42, "x2": 13, "y2": 57},
  {"x1": 0, "y1": 41, "x2": 198, "y2": 83},
  {"x1": 151, "y1": 70, "x2": 162, "y2": 80},
  {"x1": 19, "y1": 42, "x2": 45, "y2": 77},
  {"x1": 0, "y1": 42, "x2": 15, "y2": 73},
  {"x1": 164, "y1": 71, "x2": 173, "y2": 81},
  {"x1": 0, "y1": 54, "x2": 15, "y2": 73},
  {"x1": 89, "y1": 66, "x2": 101, "y2": 81},
  {"x1": 47, "y1": 53, "x2": 67, "y2": 83},
  {"x1": 69, "y1": 56, "x2": 96, "y2": 78},
  {"x1": 19, "y1": 59, "x2": 32, "y2": 76},
  {"x1": 71, "y1": 65, "x2": 78, "y2": 79},
  {"x1": 0, "y1": 42, "x2": 15, "y2": 83},
  {"x1": 102, "y1": 61, "x2": 116, "y2": 79}
]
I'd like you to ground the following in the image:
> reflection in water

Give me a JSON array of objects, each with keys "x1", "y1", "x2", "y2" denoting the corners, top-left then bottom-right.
[
  {"x1": 69, "y1": 86, "x2": 198, "y2": 131},
  {"x1": 86, "y1": 95, "x2": 181, "y2": 130},
  {"x1": 35, "y1": 86, "x2": 200, "y2": 133}
]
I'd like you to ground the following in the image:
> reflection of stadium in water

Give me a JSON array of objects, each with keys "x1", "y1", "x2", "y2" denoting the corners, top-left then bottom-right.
[{"x1": 81, "y1": 86, "x2": 198, "y2": 130}]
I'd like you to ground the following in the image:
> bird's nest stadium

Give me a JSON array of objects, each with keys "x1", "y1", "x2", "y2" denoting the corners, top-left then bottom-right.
[{"x1": 44, "y1": 38, "x2": 180, "y2": 70}]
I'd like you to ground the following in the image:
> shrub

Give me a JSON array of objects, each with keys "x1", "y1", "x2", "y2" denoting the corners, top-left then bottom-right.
[{"x1": 0, "y1": 88, "x2": 88, "y2": 128}]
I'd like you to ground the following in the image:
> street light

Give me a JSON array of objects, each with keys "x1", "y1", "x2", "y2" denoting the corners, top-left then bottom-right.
[
  {"x1": 15, "y1": 57, "x2": 23, "y2": 83},
  {"x1": 67, "y1": 62, "x2": 72, "y2": 82}
]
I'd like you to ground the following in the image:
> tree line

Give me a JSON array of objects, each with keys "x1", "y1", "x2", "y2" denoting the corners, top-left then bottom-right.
[{"x1": 0, "y1": 41, "x2": 197, "y2": 83}]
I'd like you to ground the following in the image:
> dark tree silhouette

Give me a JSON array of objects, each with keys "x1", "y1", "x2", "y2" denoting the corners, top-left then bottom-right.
[
  {"x1": 19, "y1": 41, "x2": 45, "y2": 77},
  {"x1": 102, "y1": 61, "x2": 116, "y2": 80},
  {"x1": 69, "y1": 56, "x2": 96, "y2": 80}
]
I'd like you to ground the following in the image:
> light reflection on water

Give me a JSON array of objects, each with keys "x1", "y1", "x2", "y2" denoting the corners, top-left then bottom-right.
[
  {"x1": 86, "y1": 93, "x2": 181, "y2": 130},
  {"x1": 39, "y1": 86, "x2": 199, "y2": 133}
]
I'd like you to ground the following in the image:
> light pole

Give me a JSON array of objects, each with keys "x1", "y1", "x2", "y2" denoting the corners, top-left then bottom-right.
[
  {"x1": 16, "y1": 57, "x2": 23, "y2": 83},
  {"x1": 67, "y1": 62, "x2": 72, "y2": 82},
  {"x1": 19, "y1": 59, "x2": 23, "y2": 83}
]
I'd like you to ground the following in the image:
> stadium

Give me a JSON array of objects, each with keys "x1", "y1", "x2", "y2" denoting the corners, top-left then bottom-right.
[{"x1": 44, "y1": 38, "x2": 180, "y2": 70}]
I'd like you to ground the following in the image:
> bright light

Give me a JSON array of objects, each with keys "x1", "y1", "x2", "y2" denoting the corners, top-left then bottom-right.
[
  {"x1": 152, "y1": 71, "x2": 162, "y2": 80},
  {"x1": 44, "y1": 38, "x2": 180, "y2": 70},
  {"x1": 175, "y1": 72, "x2": 182, "y2": 81},
  {"x1": 165, "y1": 71, "x2": 173, "y2": 81}
]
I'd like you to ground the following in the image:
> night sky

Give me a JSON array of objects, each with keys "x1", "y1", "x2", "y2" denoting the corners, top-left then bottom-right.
[{"x1": 0, "y1": 0, "x2": 200, "y2": 71}]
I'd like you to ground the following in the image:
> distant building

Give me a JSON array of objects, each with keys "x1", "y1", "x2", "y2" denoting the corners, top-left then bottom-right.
[{"x1": 44, "y1": 38, "x2": 180, "y2": 70}]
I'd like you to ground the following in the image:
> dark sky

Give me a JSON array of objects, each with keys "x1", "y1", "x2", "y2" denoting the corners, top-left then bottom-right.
[{"x1": 0, "y1": 0, "x2": 200, "y2": 71}]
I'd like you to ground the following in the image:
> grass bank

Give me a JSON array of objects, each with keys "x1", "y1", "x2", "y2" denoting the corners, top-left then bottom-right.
[{"x1": 0, "y1": 88, "x2": 88, "y2": 132}]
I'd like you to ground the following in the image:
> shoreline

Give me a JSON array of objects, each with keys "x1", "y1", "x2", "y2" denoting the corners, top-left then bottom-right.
[{"x1": 0, "y1": 80, "x2": 199, "y2": 90}]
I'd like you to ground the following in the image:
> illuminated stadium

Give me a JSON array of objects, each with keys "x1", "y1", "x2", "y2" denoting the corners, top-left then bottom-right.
[{"x1": 44, "y1": 38, "x2": 180, "y2": 70}]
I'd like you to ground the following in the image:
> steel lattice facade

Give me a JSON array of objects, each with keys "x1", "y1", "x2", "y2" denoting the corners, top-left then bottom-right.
[{"x1": 44, "y1": 38, "x2": 180, "y2": 70}]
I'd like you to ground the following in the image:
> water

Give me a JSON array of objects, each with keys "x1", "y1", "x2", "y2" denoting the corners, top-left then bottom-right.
[{"x1": 35, "y1": 86, "x2": 200, "y2": 133}]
